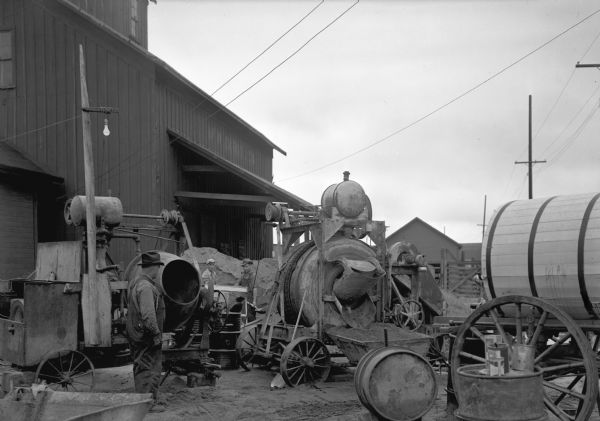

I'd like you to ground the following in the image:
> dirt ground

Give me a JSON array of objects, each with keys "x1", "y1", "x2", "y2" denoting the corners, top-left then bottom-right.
[{"x1": 93, "y1": 363, "x2": 453, "y2": 421}]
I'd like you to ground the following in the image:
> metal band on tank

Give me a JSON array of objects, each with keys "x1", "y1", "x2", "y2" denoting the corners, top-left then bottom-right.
[
  {"x1": 485, "y1": 201, "x2": 515, "y2": 299},
  {"x1": 527, "y1": 196, "x2": 556, "y2": 297},
  {"x1": 577, "y1": 192, "x2": 600, "y2": 318}
]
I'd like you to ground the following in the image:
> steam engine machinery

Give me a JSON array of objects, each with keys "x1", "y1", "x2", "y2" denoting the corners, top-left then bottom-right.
[
  {"x1": 236, "y1": 172, "x2": 440, "y2": 396},
  {"x1": 0, "y1": 195, "x2": 221, "y2": 391}
]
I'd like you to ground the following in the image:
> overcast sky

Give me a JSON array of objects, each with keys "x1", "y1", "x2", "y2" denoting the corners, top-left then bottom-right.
[{"x1": 148, "y1": 0, "x2": 600, "y2": 244}]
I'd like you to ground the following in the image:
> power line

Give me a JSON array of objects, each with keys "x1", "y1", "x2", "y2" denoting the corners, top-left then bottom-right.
[
  {"x1": 210, "y1": 0, "x2": 325, "y2": 98},
  {"x1": 538, "y1": 84, "x2": 600, "y2": 159},
  {"x1": 532, "y1": 26, "x2": 600, "y2": 143},
  {"x1": 537, "y1": 103, "x2": 598, "y2": 173},
  {"x1": 277, "y1": 6, "x2": 600, "y2": 183},
  {"x1": 95, "y1": 1, "x2": 360, "y2": 187},
  {"x1": 223, "y1": 0, "x2": 359, "y2": 107}
]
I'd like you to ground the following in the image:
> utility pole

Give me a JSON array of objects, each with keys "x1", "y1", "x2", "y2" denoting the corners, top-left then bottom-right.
[
  {"x1": 515, "y1": 95, "x2": 546, "y2": 199},
  {"x1": 79, "y1": 44, "x2": 118, "y2": 347},
  {"x1": 476, "y1": 195, "x2": 487, "y2": 241}
]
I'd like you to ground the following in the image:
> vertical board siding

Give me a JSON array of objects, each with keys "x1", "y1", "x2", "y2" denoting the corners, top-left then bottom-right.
[
  {"x1": 2, "y1": 0, "x2": 277, "y2": 267},
  {"x1": 63, "y1": 0, "x2": 148, "y2": 48}
]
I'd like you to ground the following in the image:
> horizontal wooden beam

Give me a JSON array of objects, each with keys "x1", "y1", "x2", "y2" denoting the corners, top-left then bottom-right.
[
  {"x1": 175, "y1": 191, "x2": 275, "y2": 203},
  {"x1": 182, "y1": 165, "x2": 226, "y2": 173}
]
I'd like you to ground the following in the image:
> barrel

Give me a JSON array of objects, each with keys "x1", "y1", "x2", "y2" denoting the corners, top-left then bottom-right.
[
  {"x1": 281, "y1": 237, "x2": 381, "y2": 328},
  {"x1": 124, "y1": 251, "x2": 201, "y2": 332},
  {"x1": 354, "y1": 347, "x2": 437, "y2": 421},
  {"x1": 483, "y1": 192, "x2": 600, "y2": 320},
  {"x1": 454, "y1": 364, "x2": 547, "y2": 421}
]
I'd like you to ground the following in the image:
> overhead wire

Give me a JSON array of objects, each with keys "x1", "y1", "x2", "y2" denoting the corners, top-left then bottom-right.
[
  {"x1": 536, "y1": 102, "x2": 599, "y2": 174},
  {"x1": 210, "y1": 0, "x2": 325, "y2": 98},
  {"x1": 1, "y1": 0, "x2": 326, "y2": 171},
  {"x1": 276, "y1": 6, "x2": 600, "y2": 183},
  {"x1": 94, "y1": 0, "x2": 359, "y2": 187},
  {"x1": 532, "y1": 26, "x2": 600, "y2": 142},
  {"x1": 499, "y1": 25, "x2": 600, "y2": 198},
  {"x1": 537, "y1": 84, "x2": 600, "y2": 160},
  {"x1": 223, "y1": 0, "x2": 359, "y2": 107}
]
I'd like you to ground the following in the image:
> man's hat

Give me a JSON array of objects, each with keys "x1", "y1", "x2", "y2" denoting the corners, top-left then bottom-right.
[
  {"x1": 207, "y1": 258, "x2": 215, "y2": 264},
  {"x1": 138, "y1": 251, "x2": 164, "y2": 267},
  {"x1": 242, "y1": 258, "x2": 252, "y2": 265}
]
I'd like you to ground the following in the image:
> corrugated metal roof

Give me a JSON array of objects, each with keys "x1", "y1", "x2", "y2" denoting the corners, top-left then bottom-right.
[{"x1": 168, "y1": 129, "x2": 312, "y2": 210}]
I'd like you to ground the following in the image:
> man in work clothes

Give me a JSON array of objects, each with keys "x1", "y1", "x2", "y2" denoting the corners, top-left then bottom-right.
[{"x1": 126, "y1": 251, "x2": 166, "y2": 410}]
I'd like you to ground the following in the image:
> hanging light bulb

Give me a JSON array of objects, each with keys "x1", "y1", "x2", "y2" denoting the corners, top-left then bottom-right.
[{"x1": 103, "y1": 117, "x2": 110, "y2": 137}]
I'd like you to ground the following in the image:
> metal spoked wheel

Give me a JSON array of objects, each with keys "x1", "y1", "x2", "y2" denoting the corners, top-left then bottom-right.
[
  {"x1": 209, "y1": 290, "x2": 229, "y2": 333},
  {"x1": 393, "y1": 299, "x2": 424, "y2": 331},
  {"x1": 450, "y1": 295, "x2": 598, "y2": 421},
  {"x1": 236, "y1": 322, "x2": 260, "y2": 369},
  {"x1": 35, "y1": 349, "x2": 95, "y2": 392},
  {"x1": 280, "y1": 337, "x2": 331, "y2": 387}
]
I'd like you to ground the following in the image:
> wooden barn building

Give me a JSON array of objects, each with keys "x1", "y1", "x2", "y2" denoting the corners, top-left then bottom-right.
[{"x1": 0, "y1": 0, "x2": 310, "y2": 279}]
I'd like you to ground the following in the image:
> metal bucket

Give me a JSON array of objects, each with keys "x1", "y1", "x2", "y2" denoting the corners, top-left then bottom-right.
[
  {"x1": 454, "y1": 364, "x2": 547, "y2": 421},
  {"x1": 354, "y1": 347, "x2": 437, "y2": 421}
]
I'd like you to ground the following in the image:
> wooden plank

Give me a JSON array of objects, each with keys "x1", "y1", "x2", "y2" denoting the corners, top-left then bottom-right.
[
  {"x1": 35, "y1": 241, "x2": 82, "y2": 282},
  {"x1": 182, "y1": 165, "x2": 226, "y2": 173},
  {"x1": 175, "y1": 191, "x2": 274, "y2": 203}
]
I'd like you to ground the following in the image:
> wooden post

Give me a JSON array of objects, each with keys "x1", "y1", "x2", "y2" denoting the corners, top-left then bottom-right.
[{"x1": 79, "y1": 45, "x2": 111, "y2": 347}]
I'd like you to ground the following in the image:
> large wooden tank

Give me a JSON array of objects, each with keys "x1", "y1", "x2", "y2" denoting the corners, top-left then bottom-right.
[{"x1": 482, "y1": 192, "x2": 600, "y2": 320}]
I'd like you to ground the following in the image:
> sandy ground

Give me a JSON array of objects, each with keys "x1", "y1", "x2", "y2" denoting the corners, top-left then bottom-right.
[
  {"x1": 93, "y1": 363, "x2": 453, "y2": 421},
  {"x1": 91, "y1": 362, "x2": 600, "y2": 421}
]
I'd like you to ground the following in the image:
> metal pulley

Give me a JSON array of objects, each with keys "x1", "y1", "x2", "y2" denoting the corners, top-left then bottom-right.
[{"x1": 160, "y1": 209, "x2": 182, "y2": 225}]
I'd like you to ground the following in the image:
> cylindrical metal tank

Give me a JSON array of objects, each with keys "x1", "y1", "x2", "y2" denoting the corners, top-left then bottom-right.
[
  {"x1": 454, "y1": 365, "x2": 547, "y2": 421},
  {"x1": 124, "y1": 251, "x2": 201, "y2": 332},
  {"x1": 482, "y1": 192, "x2": 600, "y2": 320},
  {"x1": 281, "y1": 237, "x2": 381, "y2": 328},
  {"x1": 64, "y1": 196, "x2": 123, "y2": 227},
  {"x1": 320, "y1": 172, "x2": 370, "y2": 219}
]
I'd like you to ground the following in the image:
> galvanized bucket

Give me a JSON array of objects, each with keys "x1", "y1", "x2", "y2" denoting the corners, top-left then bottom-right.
[{"x1": 454, "y1": 364, "x2": 547, "y2": 421}]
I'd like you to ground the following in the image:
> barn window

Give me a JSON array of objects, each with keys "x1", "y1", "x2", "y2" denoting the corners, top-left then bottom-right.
[
  {"x1": 0, "y1": 30, "x2": 14, "y2": 89},
  {"x1": 130, "y1": 0, "x2": 139, "y2": 40}
]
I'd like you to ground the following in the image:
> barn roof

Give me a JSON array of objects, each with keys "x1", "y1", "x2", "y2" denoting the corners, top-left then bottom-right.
[
  {"x1": 0, "y1": 142, "x2": 63, "y2": 182},
  {"x1": 386, "y1": 217, "x2": 461, "y2": 248},
  {"x1": 169, "y1": 129, "x2": 312, "y2": 210}
]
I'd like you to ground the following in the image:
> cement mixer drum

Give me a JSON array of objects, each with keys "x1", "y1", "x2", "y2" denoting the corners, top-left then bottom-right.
[
  {"x1": 281, "y1": 236, "x2": 382, "y2": 329},
  {"x1": 124, "y1": 251, "x2": 201, "y2": 332}
]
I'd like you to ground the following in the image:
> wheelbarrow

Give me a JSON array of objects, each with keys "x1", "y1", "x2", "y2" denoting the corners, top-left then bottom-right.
[{"x1": 0, "y1": 388, "x2": 153, "y2": 421}]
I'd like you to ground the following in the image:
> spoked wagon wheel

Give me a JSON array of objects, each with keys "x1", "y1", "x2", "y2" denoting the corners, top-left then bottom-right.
[
  {"x1": 450, "y1": 295, "x2": 598, "y2": 421},
  {"x1": 236, "y1": 322, "x2": 260, "y2": 369},
  {"x1": 280, "y1": 337, "x2": 331, "y2": 387},
  {"x1": 208, "y1": 290, "x2": 229, "y2": 333},
  {"x1": 35, "y1": 349, "x2": 95, "y2": 392},
  {"x1": 393, "y1": 299, "x2": 424, "y2": 331}
]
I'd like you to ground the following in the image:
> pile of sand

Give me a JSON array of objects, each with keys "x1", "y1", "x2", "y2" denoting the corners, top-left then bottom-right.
[{"x1": 181, "y1": 247, "x2": 278, "y2": 307}]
